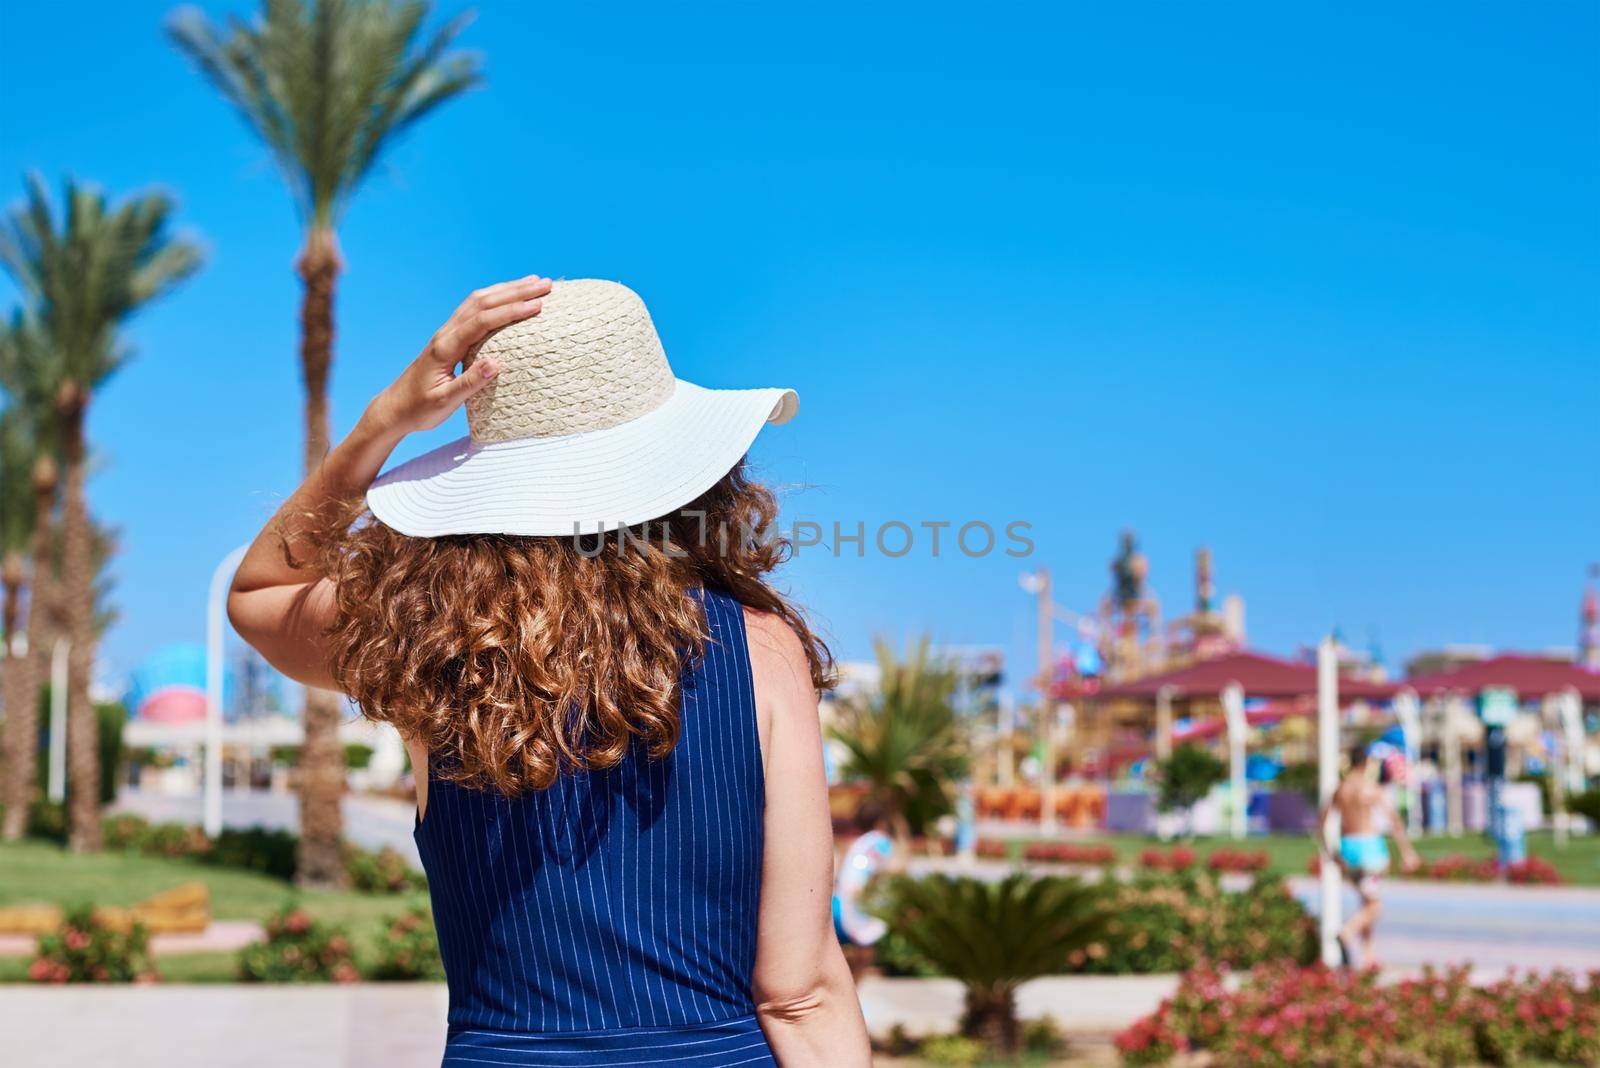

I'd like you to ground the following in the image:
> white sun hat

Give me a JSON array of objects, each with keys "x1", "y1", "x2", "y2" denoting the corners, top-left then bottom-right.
[{"x1": 366, "y1": 279, "x2": 797, "y2": 537}]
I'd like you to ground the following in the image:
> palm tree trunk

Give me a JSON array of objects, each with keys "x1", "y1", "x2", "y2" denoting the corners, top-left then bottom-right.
[
  {"x1": 1, "y1": 563, "x2": 31, "y2": 839},
  {"x1": 1, "y1": 458, "x2": 57, "y2": 841},
  {"x1": 961, "y1": 984, "x2": 1020, "y2": 1055},
  {"x1": 1, "y1": 553, "x2": 20, "y2": 643},
  {"x1": 294, "y1": 226, "x2": 346, "y2": 887},
  {"x1": 58, "y1": 394, "x2": 100, "y2": 852}
]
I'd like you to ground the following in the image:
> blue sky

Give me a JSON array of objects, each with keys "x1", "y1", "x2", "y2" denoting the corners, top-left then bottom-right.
[{"x1": 2, "y1": 1, "x2": 1596, "y2": 698}]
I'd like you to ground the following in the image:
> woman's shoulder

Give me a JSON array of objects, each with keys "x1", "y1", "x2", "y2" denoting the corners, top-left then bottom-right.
[{"x1": 740, "y1": 607, "x2": 817, "y2": 711}]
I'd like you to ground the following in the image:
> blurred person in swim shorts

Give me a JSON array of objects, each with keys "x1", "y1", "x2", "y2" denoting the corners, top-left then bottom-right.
[
  {"x1": 1318, "y1": 744, "x2": 1420, "y2": 967},
  {"x1": 833, "y1": 799, "x2": 900, "y2": 979}
]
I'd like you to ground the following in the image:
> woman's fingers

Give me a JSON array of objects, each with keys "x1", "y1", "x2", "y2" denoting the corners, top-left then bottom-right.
[
  {"x1": 454, "y1": 275, "x2": 551, "y2": 320},
  {"x1": 446, "y1": 354, "x2": 502, "y2": 405},
  {"x1": 433, "y1": 277, "x2": 551, "y2": 363},
  {"x1": 465, "y1": 297, "x2": 544, "y2": 347}
]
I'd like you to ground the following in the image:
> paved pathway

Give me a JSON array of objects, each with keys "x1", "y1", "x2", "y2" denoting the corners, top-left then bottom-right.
[
  {"x1": 0, "y1": 976, "x2": 1174, "y2": 1068},
  {"x1": 1287, "y1": 875, "x2": 1600, "y2": 973}
]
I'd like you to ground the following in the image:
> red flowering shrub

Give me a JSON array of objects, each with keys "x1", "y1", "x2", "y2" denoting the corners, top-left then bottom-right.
[
  {"x1": 1207, "y1": 848, "x2": 1269, "y2": 873},
  {"x1": 975, "y1": 838, "x2": 1010, "y2": 859},
  {"x1": 1309, "y1": 852, "x2": 1565, "y2": 886},
  {"x1": 29, "y1": 907, "x2": 159, "y2": 984},
  {"x1": 1116, "y1": 961, "x2": 1600, "y2": 1066},
  {"x1": 1505, "y1": 856, "x2": 1562, "y2": 885},
  {"x1": 1022, "y1": 841, "x2": 1117, "y2": 865},
  {"x1": 1139, "y1": 846, "x2": 1197, "y2": 872},
  {"x1": 237, "y1": 904, "x2": 359, "y2": 983}
]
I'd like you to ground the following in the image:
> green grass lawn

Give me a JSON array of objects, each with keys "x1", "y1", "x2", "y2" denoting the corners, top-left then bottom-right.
[
  {"x1": 0, "y1": 838, "x2": 431, "y2": 982},
  {"x1": 1007, "y1": 830, "x2": 1600, "y2": 886}
]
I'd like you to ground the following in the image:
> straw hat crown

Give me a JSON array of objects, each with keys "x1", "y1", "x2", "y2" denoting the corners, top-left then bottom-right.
[{"x1": 465, "y1": 279, "x2": 676, "y2": 443}]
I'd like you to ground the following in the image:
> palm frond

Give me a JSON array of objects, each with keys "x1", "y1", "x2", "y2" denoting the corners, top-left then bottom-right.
[
  {"x1": 0, "y1": 175, "x2": 203, "y2": 392},
  {"x1": 828, "y1": 635, "x2": 969, "y2": 834},
  {"x1": 170, "y1": 0, "x2": 483, "y2": 227}
]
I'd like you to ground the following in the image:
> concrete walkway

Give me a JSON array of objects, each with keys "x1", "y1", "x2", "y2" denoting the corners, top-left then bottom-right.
[{"x1": 0, "y1": 975, "x2": 1177, "y2": 1068}]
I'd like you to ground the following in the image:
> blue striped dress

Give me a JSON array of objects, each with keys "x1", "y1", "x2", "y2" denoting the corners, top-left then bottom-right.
[{"x1": 415, "y1": 589, "x2": 775, "y2": 1066}]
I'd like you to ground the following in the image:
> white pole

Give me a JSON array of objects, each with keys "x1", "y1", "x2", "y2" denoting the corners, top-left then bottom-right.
[
  {"x1": 1316, "y1": 636, "x2": 1342, "y2": 967},
  {"x1": 205, "y1": 545, "x2": 250, "y2": 838},
  {"x1": 46, "y1": 638, "x2": 68, "y2": 803},
  {"x1": 1444, "y1": 695, "x2": 1466, "y2": 836},
  {"x1": 1155, "y1": 685, "x2": 1175, "y2": 763},
  {"x1": 1222, "y1": 682, "x2": 1246, "y2": 840},
  {"x1": 1394, "y1": 688, "x2": 1423, "y2": 838},
  {"x1": 997, "y1": 692, "x2": 1015, "y2": 788},
  {"x1": 1557, "y1": 688, "x2": 1585, "y2": 842},
  {"x1": 1558, "y1": 689, "x2": 1585, "y2": 796}
]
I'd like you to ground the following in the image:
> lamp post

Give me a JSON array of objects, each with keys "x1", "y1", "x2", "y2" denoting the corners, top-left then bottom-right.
[
  {"x1": 46, "y1": 638, "x2": 68, "y2": 803},
  {"x1": 1221, "y1": 682, "x2": 1247, "y2": 841},
  {"x1": 1020, "y1": 569, "x2": 1056, "y2": 833},
  {"x1": 205, "y1": 545, "x2": 250, "y2": 838}
]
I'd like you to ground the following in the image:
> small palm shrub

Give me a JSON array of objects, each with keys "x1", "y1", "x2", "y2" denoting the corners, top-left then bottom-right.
[
  {"x1": 29, "y1": 906, "x2": 158, "y2": 984},
  {"x1": 828, "y1": 636, "x2": 969, "y2": 839},
  {"x1": 879, "y1": 872, "x2": 1109, "y2": 1054},
  {"x1": 238, "y1": 905, "x2": 358, "y2": 983},
  {"x1": 343, "y1": 843, "x2": 427, "y2": 893},
  {"x1": 366, "y1": 907, "x2": 443, "y2": 980}
]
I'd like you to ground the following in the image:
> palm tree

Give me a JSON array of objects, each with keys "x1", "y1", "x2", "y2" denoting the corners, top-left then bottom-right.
[
  {"x1": 879, "y1": 873, "x2": 1110, "y2": 1054},
  {"x1": 169, "y1": 0, "x2": 482, "y2": 887},
  {"x1": 828, "y1": 636, "x2": 968, "y2": 843},
  {"x1": 0, "y1": 404, "x2": 37, "y2": 835},
  {"x1": 0, "y1": 176, "x2": 202, "y2": 851},
  {"x1": 0, "y1": 316, "x2": 59, "y2": 841}
]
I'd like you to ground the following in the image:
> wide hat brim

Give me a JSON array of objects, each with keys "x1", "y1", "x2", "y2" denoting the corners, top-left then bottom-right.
[{"x1": 366, "y1": 379, "x2": 797, "y2": 537}]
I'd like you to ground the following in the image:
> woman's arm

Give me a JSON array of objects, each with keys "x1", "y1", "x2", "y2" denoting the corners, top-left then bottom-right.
[
  {"x1": 227, "y1": 274, "x2": 552, "y2": 688},
  {"x1": 745, "y1": 610, "x2": 871, "y2": 1067}
]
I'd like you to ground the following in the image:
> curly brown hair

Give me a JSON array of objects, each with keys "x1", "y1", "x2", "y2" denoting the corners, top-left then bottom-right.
[{"x1": 304, "y1": 460, "x2": 832, "y2": 795}]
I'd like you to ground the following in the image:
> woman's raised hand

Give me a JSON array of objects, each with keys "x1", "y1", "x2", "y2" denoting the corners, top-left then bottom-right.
[{"x1": 366, "y1": 274, "x2": 552, "y2": 437}]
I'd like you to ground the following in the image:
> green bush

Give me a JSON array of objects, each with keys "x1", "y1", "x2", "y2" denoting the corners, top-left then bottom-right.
[
  {"x1": 96, "y1": 814, "x2": 411, "y2": 888},
  {"x1": 1274, "y1": 762, "x2": 1319, "y2": 803},
  {"x1": 366, "y1": 906, "x2": 443, "y2": 980},
  {"x1": 29, "y1": 906, "x2": 158, "y2": 984},
  {"x1": 238, "y1": 904, "x2": 359, "y2": 983},
  {"x1": 344, "y1": 842, "x2": 427, "y2": 893},
  {"x1": 209, "y1": 827, "x2": 298, "y2": 880},
  {"x1": 101, "y1": 812, "x2": 151, "y2": 850},
  {"x1": 1083, "y1": 871, "x2": 1315, "y2": 975},
  {"x1": 95, "y1": 701, "x2": 125, "y2": 805},
  {"x1": 343, "y1": 743, "x2": 375, "y2": 770},
  {"x1": 1569, "y1": 787, "x2": 1600, "y2": 826},
  {"x1": 1155, "y1": 744, "x2": 1226, "y2": 814},
  {"x1": 919, "y1": 1034, "x2": 985, "y2": 1066},
  {"x1": 139, "y1": 820, "x2": 213, "y2": 859},
  {"x1": 26, "y1": 799, "x2": 67, "y2": 842}
]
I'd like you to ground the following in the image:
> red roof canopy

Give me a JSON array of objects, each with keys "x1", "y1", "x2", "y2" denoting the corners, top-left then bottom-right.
[
  {"x1": 1401, "y1": 655, "x2": 1600, "y2": 701},
  {"x1": 1095, "y1": 650, "x2": 1397, "y2": 701}
]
